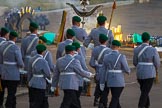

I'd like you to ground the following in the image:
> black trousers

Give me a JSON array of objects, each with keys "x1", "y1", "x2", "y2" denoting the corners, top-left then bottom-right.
[
  {"x1": 109, "y1": 87, "x2": 124, "y2": 108},
  {"x1": 0, "y1": 80, "x2": 19, "y2": 108},
  {"x1": 29, "y1": 87, "x2": 49, "y2": 108},
  {"x1": 94, "y1": 82, "x2": 102, "y2": 100},
  {"x1": 138, "y1": 78, "x2": 154, "y2": 108},
  {"x1": 60, "y1": 89, "x2": 81, "y2": 108},
  {"x1": 71, "y1": 87, "x2": 82, "y2": 108},
  {"x1": 99, "y1": 86, "x2": 109, "y2": 107}
]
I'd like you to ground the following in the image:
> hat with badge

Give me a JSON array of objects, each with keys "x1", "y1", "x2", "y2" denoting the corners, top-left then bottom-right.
[
  {"x1": 72, "y1": 16, "x2": 81, "y2": 22},
  {"x1": 72, "y1": 41, "x2": 81, "y2": 49},
  {"x1": 1, "y1": 27, "x2": 9, "y2": 34},
  {"x1": 97, "y1": 16, "x2": 107, "y2": 23},
  {"x1": 36, "y1": 44, "x2": 46, "y2": 52},
  {"x1": 10, "y1": 31, "x2": 18, "y2": 37},
  {"x1": 65, "y1": 45, "x2": 76, "y2": 52},
  {"x1": 66, "y1": 29, "x2": 75, "y2": 37},
  {"x1": 30, "y1": 22, "x2": 39, "y2": 29},
  {"x1": 112, "y1": 40, "x2": 121, "y2": 46},
  {"x1": 142, "y1": 32, "x2": 150, "y2": 42},
  {"x1": 99, "y1": 34, "x2": 108, "y2": 41}
]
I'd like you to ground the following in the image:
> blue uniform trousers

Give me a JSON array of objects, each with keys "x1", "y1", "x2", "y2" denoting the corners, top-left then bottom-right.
[
  {"x1": 0, "y1": 80, "x2": 19, "y2": 108},
  {"x1": 138, "y1": 78, "x2": 154, "y2": 108}
]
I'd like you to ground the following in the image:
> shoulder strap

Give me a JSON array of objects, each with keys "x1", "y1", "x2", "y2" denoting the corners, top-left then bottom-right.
[
  {"x1": 138, "y1": 46, "x2": 150, "y2": 58},
  {"x1": 3, "y1": 44, "x2": 13, "y2": 56},
  {"x1": 32, "y1": 57, "x2": 43, "y2": 68},
  {"x1": 106, "y1": 30, "x2": 110, "y2": 38},
  {"x1": 43, "y1": 51, "x2": 49, "y2": 59},
  {"x1": 64, "y1": 58, "x2": 75, "y2": 70},
  {"x1": 113, "y1": 54, "x2": 122, "y2": 69},
  {"x1": 0, "y1": 41, "x2": 5, "y2": 46},
  {"x1": 97, "y1": 47, "x2": 108, "y2": 62},
  {"x1": 26, "y1": 37, "x2": 38, "y2": 54}
]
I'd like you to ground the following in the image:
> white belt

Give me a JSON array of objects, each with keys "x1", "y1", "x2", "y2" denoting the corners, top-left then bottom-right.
[
  {"x1": 33, "y1": 74, "x2": 44, "y2": 77},
  {"x1": 108, "y1": 70, "x2": 122, "y2": 73},
  {"x1": 3, "y1": 61, "x2": 17, "y2": 65},
  {"x1": 60, "y1": 72, "x2": 76, "y2": 75},
  {"x1": 138, "y1": 62, "x2": 153, "y2": 65}
]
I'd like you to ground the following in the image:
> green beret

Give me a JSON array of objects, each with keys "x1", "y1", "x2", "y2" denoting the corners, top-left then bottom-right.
[
  {"x1": 72, "y1": 41, "x2": 81, "y2": 49},
  {"x1": 72, "y1": 16, "x2": 81, "y2": 22},
  {"x1": 36, "y1": 44, "x2": 46, "y2": 52},
  {"x1": 39, "y1": 36, "x2": 47, "y2": 43},
  {"x1": 99, "y1": 34, "x2": 108, "y2": 41},
  {"x1": 10, "y1": 31, "x2": 18, "y2": 37},
  {"x1": 65, "y1": 45, "x2": 76, "y2": 52},
  {"x1": 112, "y1": 40, "x2": 121, "y2": 46},
  {"x1": 1, "y1": 27, "x2": 9, "y2": 33},
  {"x1": 97, "y1": 16, "x2": 107, "y2": 23},
  {"x1": 30, "y1": 22, "x2": 39, "y2": 29},
  {"x1": 66, "y1": 29, "x2": 75, "y2": 37},
  {"x1": 142, "y1": 32, "x2": 150, "y2": 41}
]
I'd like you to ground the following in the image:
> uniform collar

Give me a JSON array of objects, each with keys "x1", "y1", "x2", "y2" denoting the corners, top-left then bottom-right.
[
  {"x1": 100, "y1": 45, "x2": 106, "y2": 47},
  {"x1": 72, "y1": 25, "x2": 79, "y2": 29},
  {"x1": 8, "y1": 40, "x2": 15, "y2": 44},
  {"x1": 37, "y1": 54, "x2": 43, "y2": 58},
  {"x1": 65, "y1": 54, "x2": 74, "y2": 58},
  {"x1": 66, "y1": 39, "x2": 73, "y2": 42},
  {"x1": 30, "y1": 33, "x2": 37, "y2": 36},
  {"x1": 112, "y1": 50, "x2": 119, "y2": 53}
]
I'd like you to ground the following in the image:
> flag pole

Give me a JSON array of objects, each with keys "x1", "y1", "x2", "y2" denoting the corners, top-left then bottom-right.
[{"x1": 108, "y1": 0, "x2": 116, "y2": 30}]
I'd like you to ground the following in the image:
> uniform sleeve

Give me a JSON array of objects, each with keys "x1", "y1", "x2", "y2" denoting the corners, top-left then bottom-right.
[
  {"x1": 51, "y1": 61, "x2": 60, "y2": 87},
  {"x1": 107, "y1": 30, "x2": 114, "y2": 47},
  {"x1": 153, "y1": 48, "x2": 161, "y2": 69},
  {"x1": 81, "y1": 28, "x2": 88, "y2": 40},
  {"x1": 27, "y1": 59, "x2": 32, "y2": 81},
  {"x1": 56, "y1": 44, "x2": 63, "y2": 60},
  {"x1": 83, "y1": 30, "x2": 93, "y2": 47},
  {"x1": 46, "y1": 51, "x2": 55, "y2": 73},
  {"x1": 99, "y1": 56, "x2": 107, "y2": 84},
  {"x1": 89, "y1": 49, "x2": 96, "y2": 69},
  {"x1": 0, "y1": 48, "x2": 3, "y2": 64},
  {"x1": 15, "y1": 47, "x2": 24, "y2": 68},
  {"x1": 21, "y1": 39, "x2": 26, "y2": 60},
  {"x1": 42, "y1": 60, "x2": 51, "y2": 79},
  {"x1": 73, "y1": 59, "x2": 91, "y2": 78},
  {"x1": 121, "y1": 55, "x2": 130, "y2": 74},
  {"x1": 133, "y1": 48, "x2": 138, "y2": 66},
  {"x1": 79, "y1": 56, "x2": 89, "y2": 71}
]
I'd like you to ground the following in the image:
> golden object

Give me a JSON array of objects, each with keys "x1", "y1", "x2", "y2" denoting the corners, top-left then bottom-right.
[
  {"x1": 86, "y1": 82, "x2": 91, "y2": 97},
  {"x1": 54, "y1": 87, "x2": 60, "y2": 96},
  {"x1": 56, "y1": 10, "x2": 67, "y2": 46},
  {"x1": 155, "y1": 72, "x2": 159, "y2": 84},
  {"x1": 0, "y1": 80, "x2": 3, "y2": 92}
]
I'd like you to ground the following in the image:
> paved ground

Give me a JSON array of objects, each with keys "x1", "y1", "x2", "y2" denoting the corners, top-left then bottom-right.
[{"x1": 14, "y1": 66, "x2": 162, "y2": 108}]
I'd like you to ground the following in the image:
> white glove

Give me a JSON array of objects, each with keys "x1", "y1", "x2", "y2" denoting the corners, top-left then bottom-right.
[
  {"x1": 46, "y1": 78, "x2": 52, "y2": 84},
  {"x1": 100, "y1": 84, "x2": 105, "y2": 91},
  {"x1": 89, "y1": 73, "x2": 95, "y2": 78},
  {"x1": 50, "y1": 87, "x2": 56, "y2": 92},
  {"x1": 83, "y1": 78, "x2": 90, "y2": 82}
]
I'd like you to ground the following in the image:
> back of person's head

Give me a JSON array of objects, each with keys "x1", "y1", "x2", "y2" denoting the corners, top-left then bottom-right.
[
  {"x1": 9, "y1": 31, "x2": 18, "y2": 40},
  {"x1": 72, "y1": 16, "x2": 81, "y2": 25},
  {"x1": 65, "y1": 45, "x2": 76, "y2": 54},
  {"x1": 66, "y1": 29, "x2": 75, "y2": 39},
  {"x1": 99, "y1": 34, "x2": 108, "y2": 44},
  {"x1": 72, "y1": 41, "x2": 80, "y2": 51},
  {"x1": 0, "y1": 27, "x2": 9, "y2": 37},
  {"x1": 142, "y1": 32, "x2": 150, "y2": 42},
  {"x1": 36, "y1": 44, "x2": 46, "y2": 54},
  {"x1": 97, "y1": 16, "x2": 107, "y2": 26},
  {"x1": 29, "y1": 22, "x2": 38, "y2": 33}
]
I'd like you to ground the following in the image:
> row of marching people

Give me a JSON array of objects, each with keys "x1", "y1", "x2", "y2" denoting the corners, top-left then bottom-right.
[{"x1": 0, "y1": 14, "x2": 161, "y2": 108}]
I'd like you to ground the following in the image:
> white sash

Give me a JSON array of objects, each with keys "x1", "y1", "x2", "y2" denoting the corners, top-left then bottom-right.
[
  {"x1": 32, "y1": 57, "x2": 42, "y2": 68},
  {"x1": 26, "y1": 37, "x2": 38, "y2": 54},
  {"x1": 138, "y1": 46, "x2": 150, "y2": 58},
  {"x1": 43, "y1": 51, "x2": 49, "y2": 59},
  {"x1": 97, "y1": 47, "x2": 108, "y2": 62},
  {"x1": 3, "y1": 44, "x2": 13, "y2": 56},
  {"x1": 64, "y1": 58, "x2": 75, "y2": 70},
  {"x1": 0, "y1": 41, "x2": 5, "y2": 46},
  {"x1": 113, "y1": 54, "x2": 122, "y2": 70}
]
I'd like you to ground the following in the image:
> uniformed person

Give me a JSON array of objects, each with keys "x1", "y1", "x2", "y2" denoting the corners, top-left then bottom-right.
[
  {"x1": 28, "y1": 44, "x2": 51, "y2": 108},
  {"x1": 51, "y1": 45, "x2": 94, "y2": 108},
  {"x1": 0, "y1": 27, "x2": 9, "y2": 78},
  {"x1": 89, "y1": 34, "x2": 112, "y2": 107},
  {"x1": 31, "y1": 36, "x2": 55, "y2": 73},
  {"x1": 21, "y1": 22, "x2": 39, "y2": 86},
  {"x1": 100, "y1": 40, "x2": 130, "y2": 108},
  {"x1": 56, "y1": 29, "x2": 75, "y2": 59},
  {"x1": 0, "y1": 31, "x2": 24, "y2": 108},
  {"x1": 133, "y1": 32, "x2": 160, "y2": 108},
  {"x1": 83, "y1": 15, "x2": 114, "y2": 48},
  {"x1": 72, "y1": 42, "x2": 89, "y2": 99}
]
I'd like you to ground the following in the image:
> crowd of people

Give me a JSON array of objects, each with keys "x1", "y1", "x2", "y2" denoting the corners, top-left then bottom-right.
[{"x1": 0, "y1": 15, "x2": 160, "y2": 108}]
